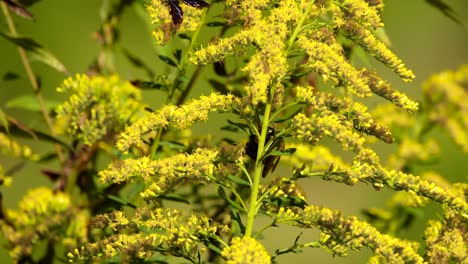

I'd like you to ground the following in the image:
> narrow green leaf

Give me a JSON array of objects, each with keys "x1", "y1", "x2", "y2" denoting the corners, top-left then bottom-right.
[
  {"x1": 158, "y1": 140, "x2": 186, "y2": 150},
  {"x1": 0, "y1": 125, "x2": 71, "y2": 151},
  {"x1": 5, "y1": 94, "x2": 61, "y2": 111},
  {"x1": 269, "y1": 148, "x2": 297, "y2": 157},
  {"x1": 226, "y1": 120, "x2": 249, "y2": 134},
  {"x1": 104, "y1": 194, "x2": 137, "y2": 208},
  {"x1": 173, "y1": 49, "x2": 182, "y2": 63},
  {"x1": 208, "y1": 79, "x2": 230, "y2": 94},
  {"x1": 3, "y1": 0, "x2": 34, "y2": 20},
  {"x1": 206, "y1": 21, "x2": 227, "y2": 27},
  {"x1": 158, "y1": 55, "x2": 177, "y2": 67},
  {"x1": 220, "y1": 125, "x2": 239, "y2": 132},
  {"x1": 157, "y1": 194, "x2": 190, "y2": 204},
  {"x1": 425, "y1": 0, "x2": 464, "y2": 25},
  {"x1": 177, "y1": 33, "x2": 191, "y2": 41},
  {"x1": 121, "y1": 48, "x2": 155, "y2": 79},
  {"x1": 272, "y1": 108, "x2": 302, "y2": 123},
  {"x1": 227, "y1": 174, "x2": 250, "y2": 187},
  {"x1": 2, "y1": 71, "x2": 20, "y2": 81},
  {"x1": 0, "y1": 32, "x2": 68, "y2": 73},
  {"x1": 218, "y1": 186, "x2": 244, "y2": 211},
  {"x1": 0, "y1": 109, "x2": 8, "y2": 134},
  {"x1": 130, "y1": 80, "x2": 167, "y2": 91}
]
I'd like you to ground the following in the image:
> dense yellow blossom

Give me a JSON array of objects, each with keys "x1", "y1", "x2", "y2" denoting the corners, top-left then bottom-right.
[
  {"x1": 146, "y1": 0, "x2": 206, "y2": 44},
  {"x1": 55, "y1": 74, "x2": 143, "y2": 145},
  {"x1": 222, "y1": 237, "x2": 271, "y2": 264},
  {"x1": 117, "y1": 93, "x2": 236, "y2": 152},
  {"x1": 0, "y1": 132, "x2": 39, "y2": 160},
  {"x1": 70, "y1": 207, "x2": 228, "y2": 262},
  {"x1": 1, "y1": 187, "x2": 86, "y2": 261},
  {"x1": 423, "y1": 64, "x2": 468, "y2": 152},
  {"x1": 99, "y1": 148, "x2": 219, "y2": 199}
]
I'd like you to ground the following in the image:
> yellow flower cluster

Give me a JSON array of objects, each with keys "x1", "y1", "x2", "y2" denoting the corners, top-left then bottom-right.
[
  {"x1": 55, "y1": 74, "x2": 143, "y2": 145},
  {"x1": 299, "y1": 205, "x2": 424, "y2": 263},
  {"x1": 388, "y1": 138, "x2": 439, "y2": 170},
  {"x1": 282, "y1": 144, "x2": 348, "y2": 171},
  {"x1": 99, "y1": 148, "x2": 219, "y2": 199},
  {"x1": 117, "y1": 93, "x2": 236, "y2": 152},
  {"x1": 1, "y1": 187, "x2": 87, "y2": 261},
  {"x1": 342, "y1": 21, "x2": 414, "y2": 81},
  {"x1": 146, "y1": 0, "x2": 205, "y2": 44},
  {"x1": 296, "y1": 86, "x2": 393, "y2": 143},
  {"x1": 221, "y1": 236, "x2": 271, "y2": 264},
  {"x1": 362, "y1": 70, "x2": 419, "y2": 112},
  {"x1": 0, "y1": 132, "x2": 39, "y2": 160},
  {"x1": 298, "y1": 32, "x2": 372, "y2": 97},
  {"x1": 422, "y1": 64, "x2": 468, "y2": 152},
  {"x1": 320, "y1": 148, "x2": 468, "y2": 216},
  {"x1": 70, "y1": 207, "x2": 228, "y2": 262},
  {"x1": 292, "y1": 112, "x2": 365, "y2": 152},
  {"x1": 424, "y1": 189, "x2": 468, "y2": 263}
]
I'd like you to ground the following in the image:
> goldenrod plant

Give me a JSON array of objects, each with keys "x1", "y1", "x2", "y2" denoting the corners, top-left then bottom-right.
[{"x1": 0, "y1": 0, "x2": 467, "y2": 263}]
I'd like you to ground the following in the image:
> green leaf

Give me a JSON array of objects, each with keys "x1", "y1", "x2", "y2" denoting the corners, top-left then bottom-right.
[
  {"x1": 103, "y1": 194, "x2": 137, "y2": 208},
  {"x1": 227, "y1": 174, "x2": 250, "y2": 187},
  {"x1": 157, "y1": 194, "x2": 190, "y2": 204},
  {"x1": 208, "y1": 79, "x2": 230, "y2": 94},
  {"x1": 121, "y1": 48, "x2": 155, "y2": 79},
  {"x1": 130, "y1": 80, "x2": 167, "y2": 91},
  {"x1": 177, "y1": 33, "x2": 191, "y2": 41},
  {"x1": 269, "y1": 148, "x2": 297, "y2": 157},
  {"x1": 5, "y1": 94, "x2": 61, "y2": 111},
  {"x1": 425, "y1": 0, "x2": 465, "y2": 26},
  {"x1": 0, "y1": 32, "x2": 68, "y2": 74},
  {"x1": 0, "y1": 109, "x2": 8, "y2": 134},
  {"x1": 226, "y1": 120, "x2": 250, "y2": 134},
  {"x1": 220, "y1": 125, "x2": 240, "y2": 132},
  {"x1": 206, "y1": 21, "x2": 227, "y2": 27},
  {"x1": 3, "y1": 0, "x2": 34, "y2": 20},
  {"x1": 0, "y1": 125, "x2": 71, "y2": 151},
  {"x1": 2, "y1": 71, "x2": 20, "y2": 81},
  {"x1": 218, "y1": 186, "x2": 244, "y2": 211},
  {"x1": 173, "y1": 49, "x2": 182, "y2": 63},
  {"x1": 159, "y1": 140, "x2": 186, "y2": 150},
  {"x1": 158, "y1": 55, "x2": 177, "y2": 67},
  {"x1": 271, "y1": 108, "x2": 302, "y2": 123}
]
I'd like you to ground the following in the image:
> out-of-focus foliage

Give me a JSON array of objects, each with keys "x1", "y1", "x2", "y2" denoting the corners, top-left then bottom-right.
[{"x1": 0, "y1": 0, "x2": 467, "y2": 263}]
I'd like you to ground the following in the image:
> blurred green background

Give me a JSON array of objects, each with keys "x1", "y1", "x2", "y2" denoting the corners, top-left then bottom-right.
[{"x1": 0, "y1": 0, "x2": 467, "y2": 263}]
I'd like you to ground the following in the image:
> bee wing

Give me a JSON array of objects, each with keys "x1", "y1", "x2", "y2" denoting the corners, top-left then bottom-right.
[
  {"x1": 181, "y1": 0, "x2": 209, "y2": 8},
  {"x1": 169, "y1": 0, "x2": 184, "y2": 25},
  {"x1": 262, "y1": 139, "x2": 284, "y2": 178}
]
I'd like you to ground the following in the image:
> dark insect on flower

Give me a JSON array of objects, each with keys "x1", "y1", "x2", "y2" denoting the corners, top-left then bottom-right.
[
  {"x1": 246, "y1": 127, "x2": 285, "y2": 178},
  {"x1": 167, "y1": 0, "x2": 209, "y2": 25}
]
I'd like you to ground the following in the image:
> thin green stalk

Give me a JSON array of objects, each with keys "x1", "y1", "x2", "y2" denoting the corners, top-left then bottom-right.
[
  {"x1": 244, "y1": 2, "x2": 316, "y2": 237},
  {"x1": 245, "y1": 102, "x2": 272, "y2": 237},
  {"x1": 1, "y1": 2, "x2": 64, "y2": 163}
]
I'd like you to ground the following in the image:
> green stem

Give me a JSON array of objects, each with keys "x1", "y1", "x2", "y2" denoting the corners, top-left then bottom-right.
[
  {"x1": 244, "y1": 2, "x2": 316, "y2": 237},
  {"x1": 245, "y1": 102, "x2": 272, "y2": 237},
  {"x1": 1, "y1": 2, "x2": 65, "y2": 162}
]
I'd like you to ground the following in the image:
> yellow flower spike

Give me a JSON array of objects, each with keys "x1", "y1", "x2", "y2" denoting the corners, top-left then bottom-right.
[
  {"x1": 423, "y1": 65, "x2": 468, "y2": 152},
  {"x1": 296, "y1": 86, "x2": 394, "y2": 143},
  {"x1": 117, "y1": 93, "x2": 236, "y2": 152},
  {"x1": 292, "y1": 112, "x2": 366, "y2": 152},
  {"x1": 222, "y1": 237, "x2": 271, "y2": 264},
  {"x1": 343, "y1": 21, "x2": 415, "y2": 82},
  {"x1": 298, "y1": 35, "x2": 372, "y2": 97},
  {"x1": 299, "y1": 205, "x2": 424, "y2": 263},
  {"x1": 55, "y1": 74, "x2": 143, "y2": 146}
]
